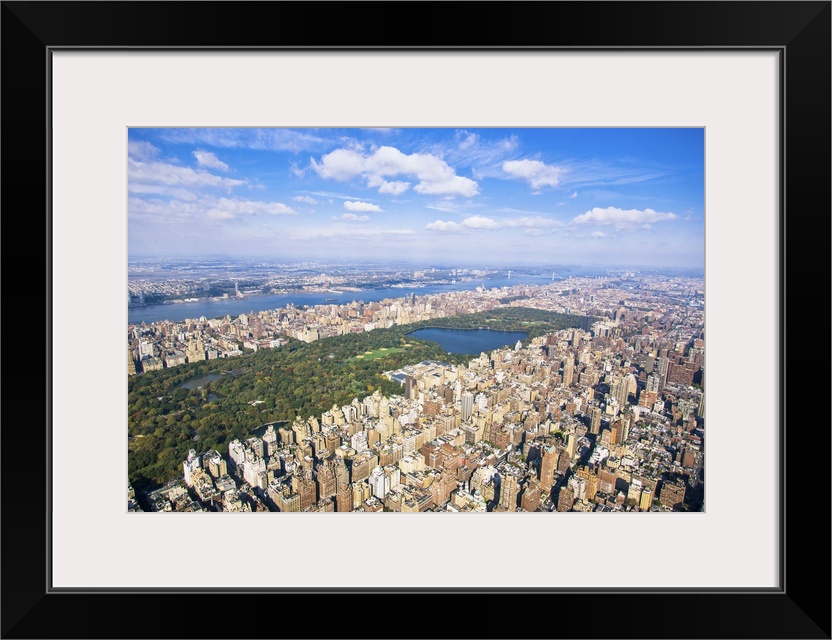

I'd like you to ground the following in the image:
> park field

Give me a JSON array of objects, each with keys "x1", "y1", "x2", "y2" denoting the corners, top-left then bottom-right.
[{"x1": 350, "y1": 346, "x2": 407, "y2": 361}]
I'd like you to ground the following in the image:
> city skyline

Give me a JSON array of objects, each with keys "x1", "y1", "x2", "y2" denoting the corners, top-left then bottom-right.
[
  {"x1": 129, "y1": 274, "x2": 705, "y2": 514},
  {"x1": 128, "y1": 127, "x2": 704, "y2": 268}
]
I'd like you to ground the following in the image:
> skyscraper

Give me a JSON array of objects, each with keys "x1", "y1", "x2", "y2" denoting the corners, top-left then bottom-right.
[
  {"x1": 657, "y1": 356, "x2": 670, "y2": 390},
  {"x1": 563, "y1": 357, "x2": 574, "y2": 387},
  {"x1": 566, "y1": 433, "x2": 577, "y2": 460},
  {"x1": 521, "y1": 476, "x2": 541, "y2": 512},
  {"x1": 557, "y1": 485, "x2": 574, "y2": 512},
  {"x1": 540, "y1": 444, "x2": 558, "y2": 494},
  {"x1": 497, "y1": 471, "x2": 520, "y2": 512},
  {"x1": 336, "y1": 480, "x2": 353, "y2": 512},
  {"x1": 182, "y1": 449, "x2": 201, "y2": 487},
  {"x1": 575, "y1": 466, "x2": 598, "y2": 501},
  {"x1": 369, "y1": 466, "x2": 389, "y2": 499},
  {"x1": 590, "y1": 406, "x2": 602, "y2": 435},
  {"x1": 296, "y1": 469, "x2": 317, "y2": 510},
  {"x1": 461, "y1": 392, "x2": 474, "y2": 421},
  {"x1": 316, "y1": 459, "x2": 338, "y2": 500}
]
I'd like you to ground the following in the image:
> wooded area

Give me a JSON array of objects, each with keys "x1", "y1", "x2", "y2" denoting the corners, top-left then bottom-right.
[{"x1": 128, "y1": 307, "x2": 588, "y2": 490}]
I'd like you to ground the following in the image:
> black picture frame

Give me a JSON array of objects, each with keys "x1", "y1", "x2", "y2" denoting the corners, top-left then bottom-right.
[{"x1": 2, "y1": 2, "x2": 829, "y2": 638}]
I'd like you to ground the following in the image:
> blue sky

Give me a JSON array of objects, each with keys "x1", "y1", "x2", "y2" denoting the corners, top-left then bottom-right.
[{"x1": 128, "y1": 127, "x2": 704, "y2": 268}]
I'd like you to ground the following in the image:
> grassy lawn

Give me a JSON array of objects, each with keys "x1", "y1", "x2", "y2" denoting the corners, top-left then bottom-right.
[{"x1": 350, "y1": 346, "x2": 406, "y2": 361}]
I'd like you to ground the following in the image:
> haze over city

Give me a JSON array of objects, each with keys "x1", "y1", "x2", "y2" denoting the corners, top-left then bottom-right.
[{"x1": 128, "y1": 127, "x2": 704, "y2": 268}]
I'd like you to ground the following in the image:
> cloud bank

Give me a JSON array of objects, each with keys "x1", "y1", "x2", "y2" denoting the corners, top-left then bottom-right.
[
  {"x1": 503, "y1": 159, "x2": 564, "y2": 189},
  {"x1": 573, "y1": 207, "x2": 677, "y2": 229},
  {"x1": 311, "y1": 145, "x2": 479, "y2": 198}
]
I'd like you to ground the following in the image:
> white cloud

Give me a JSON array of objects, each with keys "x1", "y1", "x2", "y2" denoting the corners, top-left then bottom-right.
[
  {"x1": 570, "y1": 191, "x2": 578, "y2": 198},
  {"x1": 413, "y1": 175, "x2": 478, "y2": 197},
  {"x1": 344, "y1": 200, "x2": 382, "y2": 212},
  {"x1": 159, "y1": 128, "x2": 331, "y2": 153},
  {"x1": 128, "y1": 140, "x2": 160, "y2": 162},
  {"x1": 460, "y1": 215, "x2": 501, "y2": 230},
  {"x1": 130, "y1": 196, "x2": 294, "y2": 222},
  {"x1": 425, "y1": 220, "x2": 465, "y2": 232},
  {"x1": 128, "y1": 196, "x2": 197, "y2": 223},
  {"x1": 431, "y1": 131, "x2": 521, "y2": 181},
  {"x1": 383, "y1": 229, "x2": 415, "y2": 235},
  {"x1": 572, "y1": 207, "x2": 677, "y2": 229},
  {"x1": 311, "y1": 148, "x2": 364, "y2": 180},
  {"x1": 206, "y1": 198, "x2": 295, "y2": 218},
  {"x1": 334, "y1": 213, "x2": 370, "y2": 222},
  {"x1": 507, "y1": 216, "x2": 562, "y2": 229},
  {"x1": 127, "y1": 183, "x2": 198, "y2": 201},
  {"x1": 192, "y1": 150, "x2": 229, "y2": 172},
  {"x1": 559, "y1": 161, "x2": 666, "y2": 188},
  {"x1": 293, "y1": 195, "x2": 318, "y2": 205},
  {"x1": 290, "y1": 162, "x2": 307, "y2": 178},
  {"x1": 503, "y1": 159, "x2": 564, "y2": 189},
  {"x1": 424, "y1": 200, "x2": 483, "y2": 215},
  {"x1": 371, "y1": 177, "x2": 411, "y2": 195},
  {"x1": 456, "y1": 130, "x2": 479, "y2": 150},
  {"x1": 128, "y1": 159, "x2": 245, "y2": 192},
  {"x1": 425, "y1": 215, "x2": 561, "y2": 233},
  {"x1": 311, "y1": 145, "x2": 478, "y2": 198},
  {"x1": 307, "y1": 190, "x2": 363, "y2": 201},
  {"x1": 591, "y1": 231, "x2": 606, "y2": 239}
]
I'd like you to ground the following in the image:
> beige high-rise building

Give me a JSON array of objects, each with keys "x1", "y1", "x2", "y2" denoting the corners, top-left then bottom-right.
[
  {"x1": 316, "y1": 459, "x2": 338, "y2": 500},
  {"x1": 186, "y1": 334, "x2": 206, "y2": 363},
  {"x1": 295, "y1": 469, "x2": 317, "y2": 510},
  {"x1": 557, "y1": 485, "x2": 574, "y2": 512},
  {"x1": 575, "y1": 466, "x2": 598, "y2": 501},
  {"x1": 598, "y1": 467, "x2": 616, "y2": 495},
  {"x1": 273, "y1": 486, "x2": 301, "y2": 513},
  {"x1": 352, "y1": 481, "x2": 372, "y2": 507},
  {"x1": 497, "y1": 471, "x2": 521, "y2": 512},
  {"x1": 336, "y1": 481, "x2": 353, "y2": 512},
  {"x1": 590, "y1": 406, "x2": 602, "y2": 435},
  {"x1": 566, "y1": 433, "x2": 577, "y2": 460},
  {"x1": 540, "y1": 444, "x2": 558, "y2": 494},
  {"x1": 521, "y1": 477, "x2": 541, "y2": 512},
  {"x1": 563, "y1": 358, "x2": 574, "y2": 387}
]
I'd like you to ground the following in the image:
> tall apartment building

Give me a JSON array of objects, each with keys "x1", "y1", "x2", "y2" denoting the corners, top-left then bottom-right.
[
  {"x1": 540, "y1": 443, "x2": 559, "y2": 494},
  {"x1": 557, "y1": 485, "x2": 575, "y2": 512}
]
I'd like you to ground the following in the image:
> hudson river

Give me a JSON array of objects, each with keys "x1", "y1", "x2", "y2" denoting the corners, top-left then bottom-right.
[{"x1": 128, "y1": 275, "x2": 551, "y2": 324}]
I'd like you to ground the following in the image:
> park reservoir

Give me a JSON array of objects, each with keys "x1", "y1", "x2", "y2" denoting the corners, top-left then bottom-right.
[{"x1": 406, "y1": 328, "x2": 529, "y2": 354}]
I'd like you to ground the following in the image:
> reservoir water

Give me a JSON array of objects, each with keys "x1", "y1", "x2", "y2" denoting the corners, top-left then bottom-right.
[
  {"x1": 407, "y1": 328, "x2": 529, "y2": 354},
  {"x1": 174, "y1": 373, "x2": 223, "y2": 390}
]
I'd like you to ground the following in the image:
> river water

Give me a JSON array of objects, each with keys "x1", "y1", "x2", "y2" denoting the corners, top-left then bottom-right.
[{"x1": 128, "y1": 275, "x2": 566, "y2": 325}]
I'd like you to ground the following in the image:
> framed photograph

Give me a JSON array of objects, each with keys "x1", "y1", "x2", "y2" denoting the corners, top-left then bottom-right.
[{"x1": 3, "y1": 2, "x2": 829, "y2": 638}]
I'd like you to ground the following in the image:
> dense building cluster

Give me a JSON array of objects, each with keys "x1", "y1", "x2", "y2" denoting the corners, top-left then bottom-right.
[
  {"x1": 133, "y1": 276, "x2": 705, "y2": 513},
  {"x1": 128, "y1": 275, "x2": 702, "y2": 376}
]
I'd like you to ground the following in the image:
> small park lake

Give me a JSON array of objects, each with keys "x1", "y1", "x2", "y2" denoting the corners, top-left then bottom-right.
[
  {"x1": 407, "y1": 328, "x2": 529, "y2": 354},
  {"x1": 174, "y1": 373, "x2": 223, "y2": 390},
  {"x1": 173, "y1": 372, "x2": 230, "y2": 402}
]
